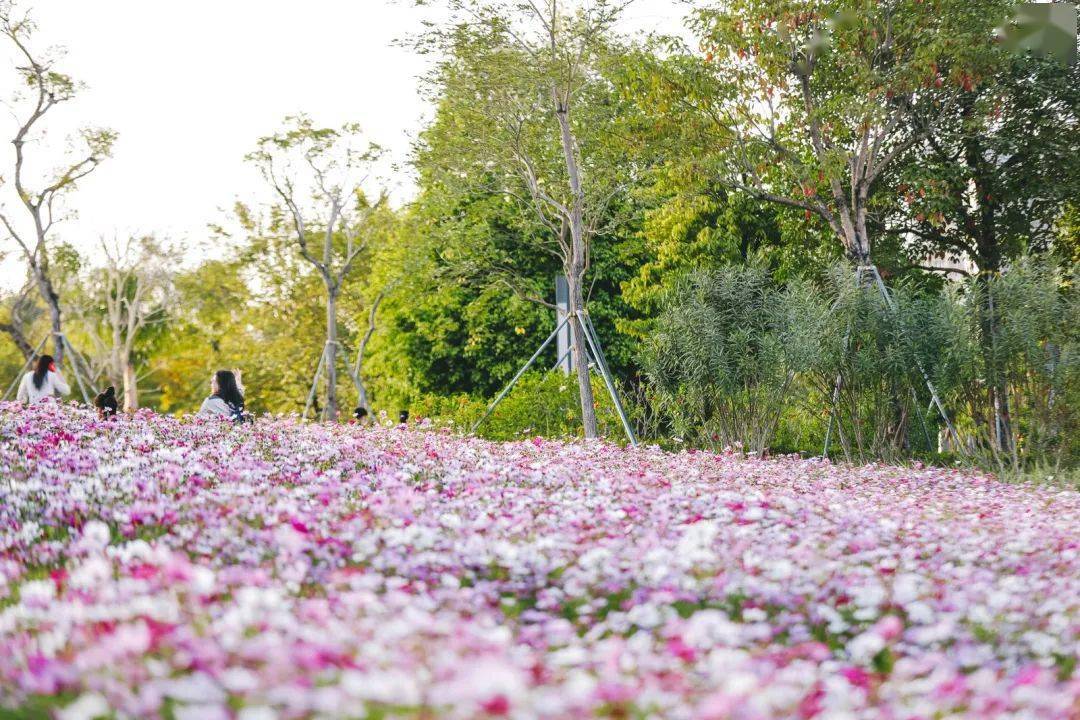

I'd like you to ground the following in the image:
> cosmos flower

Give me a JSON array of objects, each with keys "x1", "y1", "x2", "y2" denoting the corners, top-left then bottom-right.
[{"x1": 0, "y1": 402, "x2": 1077, "y2": 718}]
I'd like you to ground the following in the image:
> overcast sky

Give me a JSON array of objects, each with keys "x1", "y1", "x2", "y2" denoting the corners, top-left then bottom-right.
[{"x1": 0, "y1": 0, "x2": 687, "y2": 284}]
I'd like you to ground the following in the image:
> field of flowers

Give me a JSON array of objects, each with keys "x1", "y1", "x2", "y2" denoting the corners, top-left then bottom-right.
[{"x1": 0, "y1": 402, "x2": 1077, "y2": 719}]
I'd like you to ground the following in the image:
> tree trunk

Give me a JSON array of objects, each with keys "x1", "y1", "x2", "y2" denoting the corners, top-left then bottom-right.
[
  {"x1": 853, "y1": 203, "x2": 871, "y2": 265},
  {"x1": 351, "y1": 291, "x2": 383, "y2": 414},
  {"x1": 122, "y1": 359, "x2": 138, "y2": 412},
  {"x1": 110, "y1": 280, "x2": 124, "y2": 391},
  {"x1": 553, "y1": 95, "x2": 598, "y2": 440},
  {"x1": 966, "y1": 132, "x2": 1014, "y2": 463},
  {"x1": 36, "y1": 271, "x2": 64, "y2": 366},
  {"x1": 567, "y1": 272, "x2": 598, "y2": 438},
  {"x1": 0, "y1": 322, "x2": 33, "y2": 360},
  {"x1": 977, "y1": 276, "x2": 1014, "y2": 462},
  {"x1": 325, "y1": 288, "x2": 339, "y2": 422},
  {"x1": 109, "y1": 340, "x2": 124, "y2": 396}
]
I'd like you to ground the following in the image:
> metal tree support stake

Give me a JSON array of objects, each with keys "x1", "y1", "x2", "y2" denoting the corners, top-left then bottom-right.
[
  {"x1": 577, "y1": 310, "x2": 638, "y2": 448},
  {"x1": 470, "y1": 317, "x2": 568, "y2": 435},
  {"x1": 471, "y1": 310, "x2": 638, "y2": 448},
  {"x1": 58, "y1": 333, "x2": 94, "y2": 405},
  {"x1": 302, "y1": 338, "x2": 369, "y2": 422}
]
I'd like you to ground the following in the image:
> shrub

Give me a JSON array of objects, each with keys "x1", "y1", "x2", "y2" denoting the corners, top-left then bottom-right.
[
  {"x1": 638, "y1": 259, "x2": 1078, "y2": 472},
  {"x1": 640, "y1": 266, "x2": 826, "y2": 453},
  {"x1": 941, "y1": 258, "x2": 1079, "y2": 472},
  {"x1": 410, "y1": 371, "x2": 628, "y2": 443},
  {"x1": 812, "y1": 266, "x2": 959, "y2": 463}
]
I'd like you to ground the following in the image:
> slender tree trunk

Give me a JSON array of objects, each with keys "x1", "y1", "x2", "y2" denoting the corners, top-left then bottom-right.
[
  {"x1": 352, "y1": 291, "x2": 383, "y2": 414},
  {"x1": 122, "y1": 359, "x2": 138, "y2": 412},
  {"x1": 977, "y1": 275, "x2": 1013, "y2": 460},
  {"x1": 35, "y1": 270, "x2": 64, "y2": 366},
  {"x1": 325, "y1": 287, "x2": 339, "y2": 421},
  {"x1": 23, "y1": 200, "x2": 67, "y2": 366},
  {"x1": 109, "y1": 348, "x2": 123, "y2": 395},
  {"x1": 554, "y1": 95, "x2": 598, "y2": 439},
  {"x1": 567, "y1": 271, "x2": 598, "y2": 438},
  {"x1": 110, "y1": 279, "x2": 124, "y2": 390},
  {"x1": 966, "y1": 131, "x2": 1014, "y2": 462}
]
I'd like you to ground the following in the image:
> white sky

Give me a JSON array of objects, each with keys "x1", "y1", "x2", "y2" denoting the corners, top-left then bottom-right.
[{"x1": 0, "y1": 0, "x2": 687, "y2": 287}]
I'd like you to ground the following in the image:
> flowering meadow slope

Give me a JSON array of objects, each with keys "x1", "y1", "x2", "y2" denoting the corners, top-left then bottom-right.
[{"x1": 0, "y1": 403, "x2": 1078, "y2": 719}]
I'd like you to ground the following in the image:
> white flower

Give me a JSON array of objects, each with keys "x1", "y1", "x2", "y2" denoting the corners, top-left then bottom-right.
[
  {"x1": 162, "y1": 673, "x2": 227, "y2": 703},
  {"x1": 237, "y1": 707, "x2": 278, "y2": 720},
  {"x1": 70, "y1": 556, "x2": 112, "y2": 590},
  {"x1": 57, "y1": 693, "x2": 110, "y2": 720},
  {"x1": 847, "y1": 631, "x2": 885, "y2": 664},
  {"x1": 79, "y1": 520, "x2": 111, "y2": 551},
  {"x1": 174, "y1": 704, "x2": 229, "y2": 720},
  {"x1": 19, "y1": 579, "x2": 55, "y2": 605}
]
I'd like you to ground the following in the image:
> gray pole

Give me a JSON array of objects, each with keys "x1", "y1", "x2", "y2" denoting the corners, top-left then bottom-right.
[{"x1": 555, "y1": 275, "x2": 573, "y2": 375}]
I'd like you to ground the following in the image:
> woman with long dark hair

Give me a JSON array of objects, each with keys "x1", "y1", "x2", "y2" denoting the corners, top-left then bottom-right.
[
  {"x1": 197, "y1": 369, "x2": 246, "y2": 420},
  {"x1": 16, "y1": 354, "x2": 70, "y2": 404}
]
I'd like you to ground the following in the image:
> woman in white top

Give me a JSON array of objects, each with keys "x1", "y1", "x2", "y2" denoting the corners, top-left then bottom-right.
[
  {"x1": 197, "y1": 369, "x2": 246, "y2": 420},
  {"x1": 16, "y1": 355, "x2": 70, "y2": 404}
]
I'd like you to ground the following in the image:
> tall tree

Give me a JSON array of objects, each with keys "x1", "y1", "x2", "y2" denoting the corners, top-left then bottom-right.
[
  {"x1": 75, "y1": 236, "x2": 178, "y2": 411},
  {"x1": 886, "y1": 51, "x2": 1080, "y2": 275},
  {"x1": 637, "y1": 0, "x2": 1010, "y2": 266},
  {"x1": 881, "y1": 46, "x2": 1080, "y2": 457},
  {"x1": 247, "y1": 116, "x2": 387, "y2": 421},
  {"x1": 0, "y1": 3, "x2": 116, "y2": 366},
  {"x1": 416, "y1": 0, "x2": 640, "y2": 438}
]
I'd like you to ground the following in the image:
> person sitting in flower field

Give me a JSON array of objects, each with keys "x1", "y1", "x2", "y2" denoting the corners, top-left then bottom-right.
[
  {"x1": 94, "y1": 386, "x2": 118, "y2": 419},
  {"x1": 197, "y1": 369, "x2": 246, "y2": 422},
  {"x1": 16, "y1": 354, "x2": 70, "y2": 405}
]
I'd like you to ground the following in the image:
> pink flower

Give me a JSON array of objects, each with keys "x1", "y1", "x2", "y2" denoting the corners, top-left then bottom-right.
[
  {"x1": 874, "y1": 614, "x2": 904, "y2": 641},
  {"x1": 840, "y1": 666, "x2": 872, "y2": 688},
  {"x1": 480, "y1": 694, "x2": 510, "y2": 716},
  {"x1": 666, "y1": 636, "x2": 697, "y2": 663}
]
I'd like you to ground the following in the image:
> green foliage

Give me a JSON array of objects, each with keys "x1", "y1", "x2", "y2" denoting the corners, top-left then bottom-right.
[
  {"x1": 620, "y1": 178, "x2": 839, "y2": 340},
  {"x1": 638, "y1": 258, "x2": 1078, "y2": 470},
  {"x1": 884, "y1": 46, "x2": 1080, "y2": 274},
  {"x1": 632, "y1": 0, "x2": 1016, "y2": 264},
  {"x1": 811, "y1": 267, "x2": 957, "y2": 463},
  {"x1": 641, "y1": 265, "x2": 826, "y2": 453},
  {"x1": 376, "y1": 190, "x2": 558, "y2": 399},
  {"x1": 150, "y1": 205, "x2": 395, "y2": 416},
  {"x1": 941, "y1": 259, "x2": 1080, "y2": 470},
  {"x1": 411, "y1": 371, "x2": 626, "y2": 443}
]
